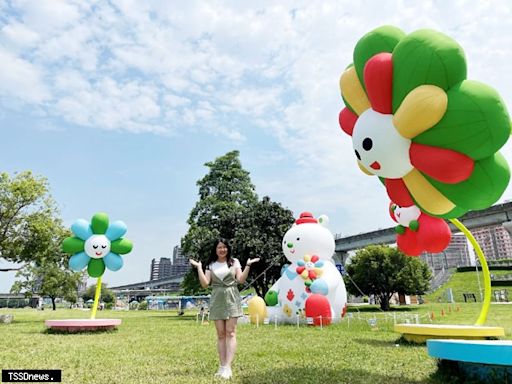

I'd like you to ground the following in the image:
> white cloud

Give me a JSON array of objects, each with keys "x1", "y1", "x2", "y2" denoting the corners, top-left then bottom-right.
[
  {"x1": 1, "y1": 0, "x2": 512, "y2": 232},
  {"x1": 0, "y1": 48, "x2": 50, "y2": 103}
]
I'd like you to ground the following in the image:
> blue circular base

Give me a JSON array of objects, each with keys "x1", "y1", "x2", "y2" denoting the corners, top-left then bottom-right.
[{"x1": 428, "y1": 339, "x2": 512, "y2": 383}]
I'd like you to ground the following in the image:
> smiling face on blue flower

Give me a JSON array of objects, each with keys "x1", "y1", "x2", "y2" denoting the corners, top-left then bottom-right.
[
  {"x1": 62, "y1": 212, "x2": 133, "y2": 278},
  {"x1": 85, "y1": 235, "x2": 111, "y2": 259}
]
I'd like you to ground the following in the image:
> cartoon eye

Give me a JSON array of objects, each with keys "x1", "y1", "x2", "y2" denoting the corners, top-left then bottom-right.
[
  {"x1": 362, "y1": 137, "x2": 373, "y2": 151},
  {"x1": 101, "y1": 245, "x2": 107, "y2": 249},
  {"x1": 93, "y1": 245, "x2": 98, "y2": 249},
  {"x1": 296, "y1": 237, "x2": 300, "y2": 241},
  {"x1": 355, "y1": 150, "x2": 361, "y2": 160}
]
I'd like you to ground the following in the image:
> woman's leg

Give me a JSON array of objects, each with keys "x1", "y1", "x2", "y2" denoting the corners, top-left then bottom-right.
[
  {"x1": 224, "y1": 317, "x2": 238, "y2": 368},
  {"x1": 214, "y1": 320, "x2": 227, "y2": 367}
]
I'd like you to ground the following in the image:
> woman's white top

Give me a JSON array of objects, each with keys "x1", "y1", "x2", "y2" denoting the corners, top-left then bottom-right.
[{"x1": 209, "y1": 258, "x2": 241, "y2": 280}]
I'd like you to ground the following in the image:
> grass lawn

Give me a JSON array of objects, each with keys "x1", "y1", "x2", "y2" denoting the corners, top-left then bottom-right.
[
  {"x1": 1, "y1": 303, "x2": 511, "y2": 384},
  {"x1": 425, "y1": 270, "x2": 512, "y2": 304}
]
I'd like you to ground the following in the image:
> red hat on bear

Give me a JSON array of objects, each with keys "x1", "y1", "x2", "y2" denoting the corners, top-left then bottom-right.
[{"x1": 295, "y1": 212, "x2": 318, "y2": 225}]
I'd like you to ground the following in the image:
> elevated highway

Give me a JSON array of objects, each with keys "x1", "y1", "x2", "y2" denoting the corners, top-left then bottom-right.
[{"x1": 335, "y1": 201, "x2": 512, "y2": 254}]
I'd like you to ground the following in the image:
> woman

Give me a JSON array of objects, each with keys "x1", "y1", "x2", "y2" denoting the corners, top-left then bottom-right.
[{"x1": 190, "y1": 238, "x2": 260, "y2": 380}]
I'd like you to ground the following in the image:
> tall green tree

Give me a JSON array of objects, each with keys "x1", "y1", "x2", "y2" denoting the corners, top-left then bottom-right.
[
  {"x1": 0, "y1": 171, "x2": 61, "y2": 270},
  {"x1": 11, "y1": 261, "x2": 83, "y2": 310},
  {"x1": 233, "y1": 196, "x2": 294, "y2": 297},
  {"x1": 345, "y1": 245, "x2": 431, "y2": 311},
  {"x1": 181, "y1": 151, "x2": 294, "y2": 296},
  {"x1": 181, "y1": 151, "x2": 258, "y2": 293}
]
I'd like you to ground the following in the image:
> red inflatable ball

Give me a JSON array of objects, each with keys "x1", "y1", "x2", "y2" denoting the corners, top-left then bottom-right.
[{"x1": 305, "y1": 294, "x2": 332, "y2": 326}]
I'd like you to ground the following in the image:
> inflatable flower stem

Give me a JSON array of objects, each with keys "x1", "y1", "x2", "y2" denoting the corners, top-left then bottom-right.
[
  {"x1": 450, "y1": 219, "x2": 491, "y2": 325},
  {"x1": 62, "y1": 212, "x2": 133, "y2": 319}
]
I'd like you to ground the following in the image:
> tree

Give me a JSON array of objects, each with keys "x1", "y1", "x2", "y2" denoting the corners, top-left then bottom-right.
[
  {"x1": 0, "y1": 171, "x2": 61, "y2": 270},
  {"x1": 233, "y1": 196, "x2": 294, "y2": 297},
  {"x1": 181, "y1": 151, "x2": 294, "y2": 296},
  {"x1": 11, "y1": 261, "x2": 83, "y2": 310},
  {"x1": 345, "y1": 244, "x2": 431, "y2": 311},
  {"x1": 82, "y1": 283, "x2": 115, "y2": 304},
  {"x1": 181, "y1": 151, "x2": 258, "y2": 293}
]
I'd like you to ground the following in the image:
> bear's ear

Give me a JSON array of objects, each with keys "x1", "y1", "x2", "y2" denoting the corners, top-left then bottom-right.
[{"x1": 318, "y1": 215, "x2": 329, "y2": 227}]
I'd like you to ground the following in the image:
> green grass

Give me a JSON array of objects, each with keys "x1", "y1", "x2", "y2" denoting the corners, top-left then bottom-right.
[
  {"x1": 1, "y1": 304, "x2": 511, "y2": 384},
  {"x1": 426, "y1": 270, "x2": 512, "y2": 303}
]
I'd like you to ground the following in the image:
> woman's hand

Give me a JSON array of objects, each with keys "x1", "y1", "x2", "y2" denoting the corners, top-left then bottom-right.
[
  {"x1": 246, "y1": 258, "x2": 260, "y2": 266},
  {"x1": 189, "y1": 259, "x2": 202, "y2": 269}
]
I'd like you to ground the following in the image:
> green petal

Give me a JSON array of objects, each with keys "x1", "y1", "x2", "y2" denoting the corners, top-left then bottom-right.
[
  {"x1": 423, "y1": 152, "x2": 510, "y2": 214},
  {"x1": 353, "y1": 25, "x2": 405, "y2": 93},
  {"x1": 91, "y1": 212, "x2": 109, "y2": 234},
  {"x1": 62, "y1": 237, "x2": 85, "y2": 254},
  {"x1": 392, "y1": 29, "x2": 466, "y2": 113},
  {"x1": 88, "y1": 258, "x2": 105, "y2": 277},
  {"x1": 111, "y1": 238, "x2": 133, "y2": 255},
  {"x1": 413, "y1": 80, "x2": 511, "y2": 160}
]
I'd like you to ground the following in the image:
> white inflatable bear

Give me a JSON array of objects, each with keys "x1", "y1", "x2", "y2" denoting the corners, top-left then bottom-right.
[{"x1": 264, "y1": 212, "x2": 347, "y2": 325}]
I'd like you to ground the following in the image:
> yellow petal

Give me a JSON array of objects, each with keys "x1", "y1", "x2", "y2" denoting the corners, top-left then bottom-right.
[
  {"x1": 314, "y1": 268, "x2": 323, "y2": 276},
  {"x1": 358, "y1": 161, "x2": 374, "y2": 176},
  {"x1": 402, "y1": 169, "x2": 455, "y2": 215},
  {"x1": 340, "y1": 67, "x2": 371, "y2": 115},
  {"x1": 301, "y1": 270, "x2": 309, "y2": 279},
  {"x1": 393, "y1": 85, "x2": 448, "y2": 139},
  {"x1": 304, "y1": 255, "x2": 311, "y2": 262}
]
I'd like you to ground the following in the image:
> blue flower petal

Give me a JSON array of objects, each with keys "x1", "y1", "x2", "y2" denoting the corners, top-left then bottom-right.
[
  {"x1": 103, "y1": 252, "x2": 123, "y2": 271},
  {"x1": 69, "y1": 252, "x2": 90, "y2": 271},
  {"x1": 105, "y1": 221, "x2": 127, "y2": 241},
  {"x1": 297, "y1": 260, "x2": 305, "y2": 266},
  {"x1": 315, "y1": 261, "x2": 324, "y2": 268},
  {"x1": 71, "y1": 219, "x2": 93, "y2": 240},
  {"x1": 310, "y1": 278, "x2": 329, "y2": 295}
]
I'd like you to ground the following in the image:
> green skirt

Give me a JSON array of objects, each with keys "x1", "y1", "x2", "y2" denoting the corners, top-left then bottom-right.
[{"x1": 209, "y1": 285, "x2": 243, "y2": 320}]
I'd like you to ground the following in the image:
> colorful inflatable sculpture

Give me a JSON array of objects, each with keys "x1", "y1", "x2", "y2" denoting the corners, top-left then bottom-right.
[
  {"x1": 338, "y1": 25, "x2": 510, "y2": 256},
  {"x1": 264, "y1": 212, "x2": 347, "y2": 325},
  {"x1": 338, "y1": 26, "x2": 510, "y2": 327},
  {"x1": 389, "y1": 202, "x2": 451, "y2": 256}
]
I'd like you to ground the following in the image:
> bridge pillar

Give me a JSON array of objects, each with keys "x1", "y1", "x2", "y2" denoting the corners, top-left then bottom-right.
[{"x1": 333, "y1": 251, "x2": 349, "y2": 265}]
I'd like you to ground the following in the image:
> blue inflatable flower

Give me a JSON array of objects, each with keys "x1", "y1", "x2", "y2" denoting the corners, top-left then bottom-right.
[{"x1": 62, "y1": 212, "x2": 133, "y2": 278}]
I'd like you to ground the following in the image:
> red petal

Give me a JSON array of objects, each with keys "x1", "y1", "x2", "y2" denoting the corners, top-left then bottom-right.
[
  {"x1": 311, "y1": 255, "x2": 319, "y2": 263},
  {"x1": 385, "y1": 178, "x2": 414, "y2": 207},
  {"x1": 339, "y1": 107, "x2": 358, "y2": 136},
  {"x1": 363, "y1": 53, "x2": 393, "y2": 114},
  {"x1": 309, "y1": 270, "x2": 317, "y2": 280},
  {"x1": 410, "y1": 143, "x2": 474, "y2": 184},
  {"x1": 296, "y1": 266, "x2": 306, "y2": 275}
]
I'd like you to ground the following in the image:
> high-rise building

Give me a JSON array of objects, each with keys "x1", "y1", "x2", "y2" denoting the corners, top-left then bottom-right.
[
  {"x1": 471, "y1": 225, "x2": 512, "y2": 261},
  {"x1": 149, "y1": 246, "x2": 190, "y2": 280},
  {"x1": 171, "y1": 246, "x2": 190, "y2": 275},
  {"x1": 421, "y1": 224, "x2": 512, "y2": 271},
  {"x1": 421, "y1": 234, "x2": 470, "y2": 271}
]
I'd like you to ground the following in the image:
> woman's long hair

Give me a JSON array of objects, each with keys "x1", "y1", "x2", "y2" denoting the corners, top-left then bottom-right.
[{"x1": 206, "y1": 238, "x2": 233, "y2": 268}]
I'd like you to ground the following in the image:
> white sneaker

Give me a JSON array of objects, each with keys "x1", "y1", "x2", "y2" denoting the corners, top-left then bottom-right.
[
  {"x1": 214, "y1": 366, "x2": 226, "y2": 378},
  {"x1": 220, "y1": 366, "x2": 232, "y2": 380}
]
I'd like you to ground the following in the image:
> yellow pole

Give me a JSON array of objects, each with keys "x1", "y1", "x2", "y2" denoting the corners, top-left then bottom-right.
[
  {"x1": 449, "y1": 219, "x2": 490, "y2": 325},
  {"x1": 90, "y1": 276, "x2": 102, "y2": 320}
]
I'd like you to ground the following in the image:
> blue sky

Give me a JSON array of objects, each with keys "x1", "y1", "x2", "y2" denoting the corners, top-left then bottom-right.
[{"x1": 1, "y1": 0, "x2": 512, "y2": 292}]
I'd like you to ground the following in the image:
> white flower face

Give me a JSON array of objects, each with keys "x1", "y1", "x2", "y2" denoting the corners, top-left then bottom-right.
[
  {"x1": 393, "y1": 204, "x2": 421, "y2": 227},
  {"x1": 352, "y1": 109, "x2": 413, "y2": 178},
  {"x1": 84, "y1": 235, "x2": 111, "y2": 259}
]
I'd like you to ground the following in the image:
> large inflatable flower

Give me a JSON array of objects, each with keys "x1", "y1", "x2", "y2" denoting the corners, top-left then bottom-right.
[
  {"x1": 339, "y1": 26, "x2": 510, "y2": 219},
  {"x1": 62, "y1": 212, "x2": 133, "y2": 277}
]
